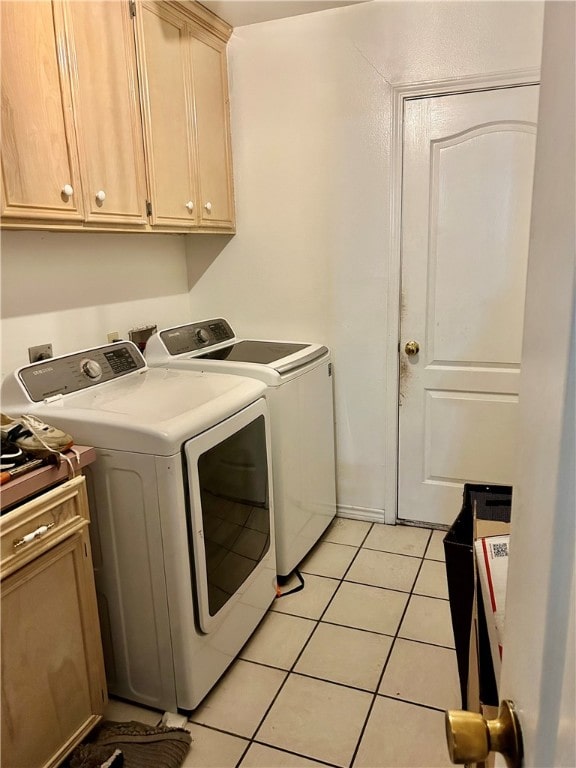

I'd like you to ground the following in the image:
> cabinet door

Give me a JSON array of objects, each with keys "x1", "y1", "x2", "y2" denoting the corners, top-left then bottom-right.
[
  {"x1": 1, "y1": 530, "x2": 106, "y2": 768},
  {"x1": 190, "y1": 31, "x2": 235, "y2": 229},
  {"x1": 65, "y1": 0, "x2": 148, "y2": 226},
  {"x1": 0, "y1": 1, "x2": 83, "y2": 221},
  {"x1": 136, "y1": 2, "x2": 197, "y2": 228}
]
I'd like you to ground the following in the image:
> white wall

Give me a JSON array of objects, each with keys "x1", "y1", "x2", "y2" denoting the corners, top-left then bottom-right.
[
  {"x1": 185, "y1": 1, "x2": 544, "y2": 519},
  {"x1": 0, "y1": 231, "x2": 190, "y2": 378}
]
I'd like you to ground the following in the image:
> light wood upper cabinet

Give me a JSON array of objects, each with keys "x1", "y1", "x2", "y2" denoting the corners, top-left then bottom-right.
[
  {"x1": 64, "y1": 0, "x2": 148, "y2": 226},
  {"x1": 135, "y1": 0, "x2": 235, "y2": 231},
  {"x1": 191, "y1": 32, "x2": 235, "y2": 228},
  {"x1": 1, "y1": 0, "x2": 146, "y2": 229},
  {"x1": 0, "y1": 1, "x2": 84, "y2": 221},
  {"x1": 136, "y1": 2, "x2": 198, "y2": 227},
  {"x1": 0, "y1": 0, "x2": 235, "y2": 233}
]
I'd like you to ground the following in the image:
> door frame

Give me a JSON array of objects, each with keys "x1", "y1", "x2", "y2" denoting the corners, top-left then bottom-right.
[{"x1": 383, "y1": 68, "x2": 540, "y2": 525}]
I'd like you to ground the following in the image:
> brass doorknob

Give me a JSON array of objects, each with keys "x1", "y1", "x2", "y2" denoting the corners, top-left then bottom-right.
[
  {"x1": 404, "y1": 340, "x2": 420, "y2": 356},
  {"x1": 445, "y1": 700, "x2": 523, "y2": 768}
]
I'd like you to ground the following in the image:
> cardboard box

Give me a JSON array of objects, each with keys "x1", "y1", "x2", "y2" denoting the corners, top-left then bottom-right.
[
  {"x1": 475, "y1": 534, "x2": 510, "y2": 683},
  {"x1": 444, "y1": 484, "x2": 512, "y2": 709}
]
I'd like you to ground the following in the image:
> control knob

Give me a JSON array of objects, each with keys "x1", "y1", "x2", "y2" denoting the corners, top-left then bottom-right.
[
  {"x1": 81, "y1": 359, "x2": 102, "y2": 380},
  {"x1": 195, "y1": 328, "x2": 210, "y2": 345}
]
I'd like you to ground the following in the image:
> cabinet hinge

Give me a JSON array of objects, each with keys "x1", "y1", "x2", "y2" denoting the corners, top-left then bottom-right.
[
  {"x1": 129, "y1": 0, "x2": 136, "y2": 18},
  {"x1": 146, "y1": 200, "x2": 152, "y2": 217}
]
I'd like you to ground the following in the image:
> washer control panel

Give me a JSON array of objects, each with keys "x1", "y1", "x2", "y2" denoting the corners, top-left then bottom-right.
[
  {"x1": 18, "y1": 342, "x2": 146, "y2": 402},
  {"x1": 159, "y1": 319, "x2": 234, "y2": 356}
]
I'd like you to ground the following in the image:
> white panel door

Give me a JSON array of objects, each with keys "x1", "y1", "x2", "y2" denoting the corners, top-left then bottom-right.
[{"x1": 398, "y1": 86, "x2": 539, "y2": 526}]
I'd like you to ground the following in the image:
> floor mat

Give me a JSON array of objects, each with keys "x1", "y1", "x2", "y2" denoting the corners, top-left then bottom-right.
[{"x1": 68, "y1": 720, "x2": 192, "y2": 768}]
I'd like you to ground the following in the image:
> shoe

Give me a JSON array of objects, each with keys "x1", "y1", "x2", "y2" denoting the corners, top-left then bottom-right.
[
  {"x1": 1, "y1": 413, "x2": 74, "y2": 457},
  {"x1": 0, "y1": 437, "x2": 27, "y2": 471}
]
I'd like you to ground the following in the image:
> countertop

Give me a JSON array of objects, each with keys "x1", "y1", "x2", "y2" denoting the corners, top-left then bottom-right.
[{"x1": 0, "y1": 446, "x2": 96, "y2": 513}]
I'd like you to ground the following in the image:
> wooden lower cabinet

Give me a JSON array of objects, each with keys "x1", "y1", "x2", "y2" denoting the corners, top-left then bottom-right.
[{"x1": 1, "y1": 476, "x2": 107, "y2": 768}]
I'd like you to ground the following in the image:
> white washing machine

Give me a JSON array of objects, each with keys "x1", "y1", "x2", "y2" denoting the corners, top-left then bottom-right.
[
  {"x1": 146, "y1": 319, "x2": 337, "y2": 577},
  {"x1": 1, "y1": 342, "x2": 276, "y2": 712}
]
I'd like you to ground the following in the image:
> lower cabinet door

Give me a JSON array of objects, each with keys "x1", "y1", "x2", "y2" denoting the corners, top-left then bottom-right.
[{"x1": 1, "y1": 530, "x2": 106, "y2": 768}]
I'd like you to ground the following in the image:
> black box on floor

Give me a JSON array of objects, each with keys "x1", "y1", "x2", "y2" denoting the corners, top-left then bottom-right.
[{"x1": 443, "y1": 483, "x2": 512, "y2": 709}]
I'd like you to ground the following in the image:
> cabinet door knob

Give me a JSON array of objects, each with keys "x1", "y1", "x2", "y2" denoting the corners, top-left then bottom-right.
[
  {"x1": 204, "y1": 201, "x2": 212, "y2": 212},
  {"x1": 95, "y1": 190, "x2": 106, "y2": 203},
  {"x1": 186, "y1": 201, "x2": 194, "y2": 212},
  {"x1": 62, "y1": 184, "x2": 74, "y2": 197}
]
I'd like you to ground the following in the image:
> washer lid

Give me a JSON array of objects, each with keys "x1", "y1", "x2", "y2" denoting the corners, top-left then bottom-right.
[
  {"x1": 146, "y1": 321, "x2": 329, "y2": 376},
  {"x1": 196, "y1": 340, "x2": 308, "y2": 364},
  {"x1": 2, "y1": 365, "x2": 267, "y2": 455}
]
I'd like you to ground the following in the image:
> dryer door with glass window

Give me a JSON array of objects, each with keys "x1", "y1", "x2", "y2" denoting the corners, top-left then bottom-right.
[{"x1": 184, "y1": 398, "x2": 272, "y2": 633}]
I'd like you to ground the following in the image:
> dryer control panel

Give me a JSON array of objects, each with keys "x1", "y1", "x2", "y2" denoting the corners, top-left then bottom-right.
[
  {"x1": 18, "y1": 342, "x2": 146, "y2": 402},
  {"x1": 158, "y1": 319, "x2": 234, "y2": 356}
]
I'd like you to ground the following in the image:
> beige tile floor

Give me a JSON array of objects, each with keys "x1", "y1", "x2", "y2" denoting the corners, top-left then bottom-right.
[{"x1": 105, "y1": 520, "x2": 459, "y2": 767}]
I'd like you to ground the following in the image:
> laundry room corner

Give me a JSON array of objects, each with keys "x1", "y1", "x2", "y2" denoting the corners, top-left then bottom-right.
[
  {"x1": 184, "y1": 233, "x2": 233, "y2": 297},
  {"x1": 182, "y1": 0, "x2": 544, "y2": 526}
]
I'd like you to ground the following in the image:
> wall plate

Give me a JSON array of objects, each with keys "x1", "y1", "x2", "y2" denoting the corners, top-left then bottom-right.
[{"x1": 28, "y1": 344, "x2": 53, "y2": 363}]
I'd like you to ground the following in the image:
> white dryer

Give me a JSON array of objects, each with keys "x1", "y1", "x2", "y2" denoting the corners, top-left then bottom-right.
[
  {"x1": 146, "y1": 319, "x2": 337, "y2": 577},
  {"x1": 1, "y1": 342, "x2": 276, "y2": 712}
]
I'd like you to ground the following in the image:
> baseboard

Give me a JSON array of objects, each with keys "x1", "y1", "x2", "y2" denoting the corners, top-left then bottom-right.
[{"x1": 336, "y1": 504, "x2": 386, "y2": 525}]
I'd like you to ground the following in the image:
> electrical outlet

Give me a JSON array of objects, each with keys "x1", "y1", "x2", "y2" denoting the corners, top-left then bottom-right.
[
  {"x1": 107, "y1": 331, "x2": 120, "y2": 343},
  {"x1": 28, "y1": 344, "x2": 53, "y2": 363}
]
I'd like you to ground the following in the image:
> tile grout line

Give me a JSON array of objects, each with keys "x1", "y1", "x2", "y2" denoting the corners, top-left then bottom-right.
[
  {"x1": 245, "y1": 526, "x2": 453, "y2": 765},
  {"x1": 254, "y1": 525, "x2": 446, "y2": 765},
  {"x1": 249, "y1": 739, "x2": 341, "y2": 768},
  {"x1": 347, "y1": 528, "x2": 434, "y2": 768},
  {"x1": 108, "y1": 526, "x2": 452, "y2": 766},
  {"x1": 184, "y1": 719, "x2": 339, "y2": 768},
  {"x1": 188, "y1": 522, "x2": 451, "y2": 767},
  {"x1": 233, "y1": 521, "x2": 378, "y2": 767}
]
